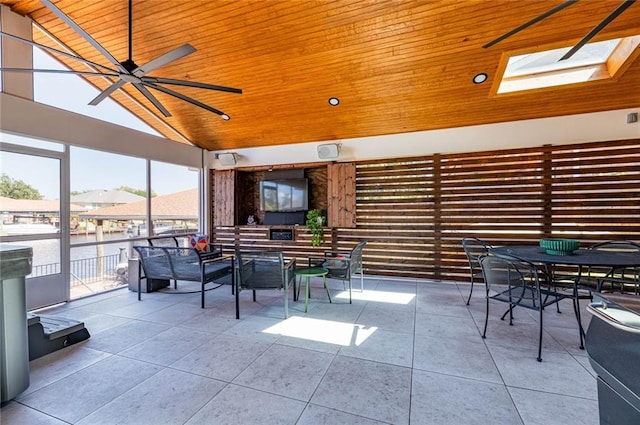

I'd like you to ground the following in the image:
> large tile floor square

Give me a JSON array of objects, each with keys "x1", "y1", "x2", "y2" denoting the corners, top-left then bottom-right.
[{"x1": 2, "y1": 277, "x2": 599, "y2": 424}]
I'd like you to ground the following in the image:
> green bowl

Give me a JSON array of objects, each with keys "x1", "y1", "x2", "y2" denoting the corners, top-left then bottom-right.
[{"x1": 539, "y1": 238, "x2": 580, "y2": 255}]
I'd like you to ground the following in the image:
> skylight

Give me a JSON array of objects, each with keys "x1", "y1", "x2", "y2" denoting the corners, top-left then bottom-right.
[{"x1": 496, "y1": 36, "x2": 640, "y2": 94}]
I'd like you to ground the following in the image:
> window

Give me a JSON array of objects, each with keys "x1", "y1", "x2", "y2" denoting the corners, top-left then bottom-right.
[
  {"x1": 149, "y1": 161, "x2": 200, "y2": 236},
  {"x1": 33, "y1": 47, "x2": 160, "y2": 135},
  {"x1": 495, "y1": 36, "x2": 640, "y2": 94}
]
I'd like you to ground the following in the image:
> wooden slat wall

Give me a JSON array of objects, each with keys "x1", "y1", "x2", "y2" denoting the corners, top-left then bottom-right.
[
  {"x1": 352, "y1": 158, "x2": 436, "y2": 279},
  {"x1": 213, "y1": 138, "x2": 640, "y2": 282},
  {"x1": 214, "y1": 226, "x2": 335, "y2": 266},
  {"x1": 549, "y1": 140, "x2": 640, "y2": 240},
  {"x1": 438, "y1": 147, "x2": 548, "y2": 281}
]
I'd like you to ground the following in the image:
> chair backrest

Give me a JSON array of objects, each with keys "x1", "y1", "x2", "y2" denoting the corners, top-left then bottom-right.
[
  {"x1": 148, "y1": 236, "x2": 179, "y2": 247},
  {"x1": 479, "y1": 253, "x2": 541, "y2": 301},
  {"x1": 133, "y1": 246, "x2": 174, "y2": 279},
  {"x1": 462, "y1": 237, "x2": 491, "y2": 272},
  {"x1": 349, "y1": 240, "x2": 367, "y2": 273},
  {"x1": 235, "y1": 251, "x2": 288, "y2": 290}
]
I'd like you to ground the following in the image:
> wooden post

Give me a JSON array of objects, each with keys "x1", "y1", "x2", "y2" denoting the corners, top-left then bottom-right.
[{"x1": 96, "y1": 219, "x2": 104, "y2": 278}]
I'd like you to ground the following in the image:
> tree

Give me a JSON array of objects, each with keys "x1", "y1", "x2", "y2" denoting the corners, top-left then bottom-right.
[
  {"x1": 115, "y1": 186, "x2": 157, "y2": 197},
  {"x1": 0, "y1": 174, "x2": 43, "y2": 199}
]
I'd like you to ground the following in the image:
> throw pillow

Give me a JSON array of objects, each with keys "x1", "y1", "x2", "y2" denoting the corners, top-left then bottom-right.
[{"x1": 189, "y1": 234, "x2": 209, "y2": 252}]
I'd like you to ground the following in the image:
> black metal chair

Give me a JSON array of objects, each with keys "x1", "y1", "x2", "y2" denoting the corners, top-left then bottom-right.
[
  {"x1": 479, "y1": 253, "x2": 573, "y2": 361},
  {"x1": 461, "y1": 237, "x2": 492, "y2": 305},
  {"x1": 309, "y1": 240, "x2": 367, "y2": 304},
  {"x1": 589, "y1": 241, "x2": 640, "y2": 294},
  {"x1": 235, "y1": 251, "x2": 296, "y2": 319}
]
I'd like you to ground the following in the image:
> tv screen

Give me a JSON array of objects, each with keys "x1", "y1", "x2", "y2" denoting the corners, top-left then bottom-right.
[{"x1": 260, "y1": 178, "x2": 309, "y2": 212}]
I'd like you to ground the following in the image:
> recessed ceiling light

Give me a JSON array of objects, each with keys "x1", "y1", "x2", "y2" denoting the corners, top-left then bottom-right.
[
  {"x1": 328, "y1": 97, "x2": 340, "y2": 106},
  {"x1": 221, "y1": 114, "x2": 230, "y2": 120},
  {"x1": 473, "y1": 73, "x2": 488, "y2": 84}
]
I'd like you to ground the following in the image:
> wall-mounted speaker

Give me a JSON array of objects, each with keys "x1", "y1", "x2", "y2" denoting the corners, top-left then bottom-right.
[
  {"x1": 317, "y1": 143, "x2": 340, "y2": 159},
  {"x1": 217, "y1": 153, "x2": 238, "y2": 166}
]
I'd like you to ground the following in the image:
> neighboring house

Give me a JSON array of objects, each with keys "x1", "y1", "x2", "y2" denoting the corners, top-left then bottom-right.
[
  {"x1": 70, "y1": 190, "x2": 145, "y2": 210},
  {"x1": 79, "y1": 188, "x2": 199, "y2": 236},
  {"x1": 0, "y1": 196, "x2": 86, "y2": 234}
]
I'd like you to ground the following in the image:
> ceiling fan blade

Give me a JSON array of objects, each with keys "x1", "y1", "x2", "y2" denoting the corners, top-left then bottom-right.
[
  {"x1": 143, "y1": 82, "x2": 227, "y2": 117},
  {"x1": 132, "y1": 82, "x2": 172, "y2": 117},
  {"x1": 0, "y1": 31, "x2": 118, "y2": 74},
  {"x1": 560, "y1": 0, "x2": 636, "y2": 60},
  {"x1": 142, "y1": 76, "x2": 243, "y2": 94},
  {"x1": 89, "y1": 80, "x2": 127, "y2": 106},
  {"x1": 0, "y1": 67, "x2": 118, "y2": 78},
  {"x1": 483, "y1": 0, "x2": 578, "y2": 48},
  {"x1": 40, "y1": 0, "x2": 125, "y2": 72},
  {"x1": 132, "y1": 44, "x2": 196, "y2": 77}
]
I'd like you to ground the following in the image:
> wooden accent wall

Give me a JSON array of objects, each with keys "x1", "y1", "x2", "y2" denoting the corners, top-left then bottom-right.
[
  {"x1": 327, "y1": 162, "x2": 356, "y2": 228},
  {"x1": 213, "y1": 170, "x2": 235, "y2": 226},
  {"x1": 212, "y1": 139, "x2": 640, "y2": 282},
  {"x1": 212, "y1": 165, "x2": 330, "y2": 226}
]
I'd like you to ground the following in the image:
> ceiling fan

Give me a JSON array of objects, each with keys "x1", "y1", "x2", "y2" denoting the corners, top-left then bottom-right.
[
  {"x1": 0, "y1": 0, "x2": 242, "y2": 119},
  {"x1": 483, "y1": 0, "x2": 636, "y2": 60}
]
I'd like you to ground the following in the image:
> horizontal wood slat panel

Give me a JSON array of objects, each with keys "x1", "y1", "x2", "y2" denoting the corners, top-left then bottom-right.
[{"x1": 213, "y1": 139, "x2": 640, "y2": 282}]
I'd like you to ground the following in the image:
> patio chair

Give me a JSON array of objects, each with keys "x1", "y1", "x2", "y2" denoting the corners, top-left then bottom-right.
[
  {"x1": 588, "y1": 241, "x2": 640, "y2": 294},
  {"x1": 479, "y1": 253, "x2": 572, "y2": 361},
  {"x1": 309, "y1": 240, "x2": 367, "y2": 304},
  {"x1": 461, "y1": 237, "x2": 492, "y2": 305},
  {"x1": 235, "y1": 250, "x2": 296, "y2": 319}
]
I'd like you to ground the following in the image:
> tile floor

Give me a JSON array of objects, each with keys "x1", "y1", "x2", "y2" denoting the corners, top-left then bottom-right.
[{"x1": 1, "y1": 276, "x2": 599, "y2": 425}]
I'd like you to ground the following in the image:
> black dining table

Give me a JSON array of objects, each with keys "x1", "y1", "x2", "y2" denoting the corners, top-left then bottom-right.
[
  {"x1": 490, "y1": 244, "x2": 640, "y2": 349},
  {"x1": 491, "y1": 245, "x2": 640, "y2": 268}
]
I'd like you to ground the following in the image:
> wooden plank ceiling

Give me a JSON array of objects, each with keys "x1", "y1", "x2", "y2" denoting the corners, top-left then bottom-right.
[{"x1": 1, "y1": 0, "x2": 639, "y2": 151}]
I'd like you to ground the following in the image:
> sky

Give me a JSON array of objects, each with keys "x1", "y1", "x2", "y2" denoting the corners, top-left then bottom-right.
[{"x1": 1, "y1": 47, "x2": 198, "y2": 199}]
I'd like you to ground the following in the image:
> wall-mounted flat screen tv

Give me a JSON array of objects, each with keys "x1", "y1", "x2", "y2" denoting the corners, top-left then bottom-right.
[{"x1": 260, "y1": 178, "x2": 309, "y2": 212}]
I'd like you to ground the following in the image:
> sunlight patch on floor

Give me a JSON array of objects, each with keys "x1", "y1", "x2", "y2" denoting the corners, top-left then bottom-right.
[
  {"x1": 262, "y1": 316, "x2": 377, "y2": 346},
  {"x1": 334, "y1": 289, "x2": 415, "y2": 304}
]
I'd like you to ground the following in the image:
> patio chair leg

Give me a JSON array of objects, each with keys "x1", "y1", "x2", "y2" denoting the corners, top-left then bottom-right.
[
  {"x1": 571, "y1": 295, "x2": 585, "y2": 350},
  {"x1": 323, "y1": 275, "x2": 332, "y2": 303},
  {"x1": 235, "y1": 283, "x2": 240, "y2": 319},
  {"x1": 466, "y1": 278, "x2": 474, "y2": 305},
  {"x1": 537, "y1": 308, "x2": 543, "y2": 362},
  {"x1": 500, "y1": 306, "x2": 511, "y2": 321},
  {"x1": 284, "y1": 283, "x2": 289, "y2": 319},
  {"x1": 482, "y1": 297, "x2": 489, "y2": 339}
]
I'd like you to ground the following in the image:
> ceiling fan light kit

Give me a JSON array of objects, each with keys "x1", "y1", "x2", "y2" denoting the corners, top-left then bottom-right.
[{"x1": 0, "y1": 0, "x2": 241, "y2": 120}]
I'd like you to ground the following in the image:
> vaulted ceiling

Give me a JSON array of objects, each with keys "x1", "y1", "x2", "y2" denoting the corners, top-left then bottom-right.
[{"x1": 1, "y1": 0, "x2": 639, "y2": 151}]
